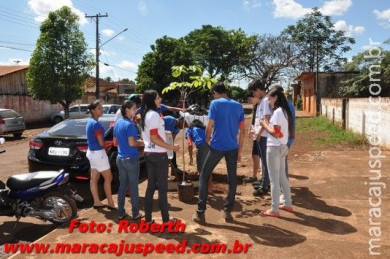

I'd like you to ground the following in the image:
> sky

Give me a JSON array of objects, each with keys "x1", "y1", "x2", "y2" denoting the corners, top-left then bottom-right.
[{"x1": 1, "y1": 0, "x2": 389, "y2": 87}]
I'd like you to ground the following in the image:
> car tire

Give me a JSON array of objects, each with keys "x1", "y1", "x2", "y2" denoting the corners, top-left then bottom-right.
[
  {"x1": 13, "y1": 132, "x2": 23, "y2": 139},
  {"x1": 53, "y1": 116, "x2": 63, "y2": 124}
]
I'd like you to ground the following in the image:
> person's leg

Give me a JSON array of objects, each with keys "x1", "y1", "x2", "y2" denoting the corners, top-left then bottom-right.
[
  {"x1": 90, "y1": 169, "x2": 102, "y2": 206},
  {"x1": 267, "y1": 146, "x2": 282, "y2": 212},
  {"x1": 259, "y1": 137, "x2": 269, "y2": 190},
  {"x1": 100, "y1": 169, "x2": 114, "y2": 207},
  {"x1": 285, "y1": 143, "x2": 291, "y2": 179},
  {"x1": 154, "y1": 153, "x2": 170, "y2": 222},
  {"x1": 144, "y1": 153, "x2": 157, "y2": 222},
  {"x1": 280, "y1": 145, "x2": 292, "y2": 207},
  {"x1": 116, "y1": 158, "x2": 129, "y2": 217},
  {"x1": 224, "y1": 149, "x2": 238, "y2": 212},
  {"x1": 197, "y1": 144, "x2": 212, "y2": 192},
  {"x1": 197, "y1": 148, "x2": 223, "y2": 213},
  {"x1": 171, "y1": 151, "x2": 178, "y2": 169},
  {"x1": 127, "y1": 157, "x2": 140, "y2": 218}
]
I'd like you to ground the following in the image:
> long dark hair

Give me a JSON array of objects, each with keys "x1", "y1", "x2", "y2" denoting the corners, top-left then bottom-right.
[
  {"x1": 268, "y1": 88, "x2": 294, "y2": 138},
  {"x1": 120, "y1": 100, "x2": 135, "y2": 119},
  {"x1": 140, "y1": 90, "x2": 158, "y2": 130},
  {"x1": 189, "y1": 119, "x2": 205, "y2": 129}
]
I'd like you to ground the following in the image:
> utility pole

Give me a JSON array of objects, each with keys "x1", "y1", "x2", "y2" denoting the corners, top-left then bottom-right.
[{"x1": 85, "y1": 13, "x2": 108, "y2": 100}]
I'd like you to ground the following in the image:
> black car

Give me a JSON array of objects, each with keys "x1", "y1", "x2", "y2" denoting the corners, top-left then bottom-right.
[{"x1": 28, "y1": 116, "x2": 145, "y2": 184}]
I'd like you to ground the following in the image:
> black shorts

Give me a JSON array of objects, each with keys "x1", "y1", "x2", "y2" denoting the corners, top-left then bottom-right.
[{"x1": 252, "y1": 140, "x2": 260, "y2": 156}]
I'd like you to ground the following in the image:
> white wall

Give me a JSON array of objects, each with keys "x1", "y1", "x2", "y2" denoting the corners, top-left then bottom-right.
[{"x1": 321, "y1": 97, "x2": 390, "y2": 150}]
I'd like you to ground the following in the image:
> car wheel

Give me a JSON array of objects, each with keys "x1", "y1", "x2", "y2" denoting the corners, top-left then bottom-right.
[
  {"x1": 13, "y1": 132, "x2": 23, "y2": 139},
  {"x1": 54, "y1": 116, "x2": 63, "y2": 124}
]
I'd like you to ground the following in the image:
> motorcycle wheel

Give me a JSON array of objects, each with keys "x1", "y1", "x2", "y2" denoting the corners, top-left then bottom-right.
[{"x1": 41, "y1": 191, "x2": 77, "y2": 224}]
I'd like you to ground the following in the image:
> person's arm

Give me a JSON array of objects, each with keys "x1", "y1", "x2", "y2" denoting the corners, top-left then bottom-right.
[
  {"x1": 238, "y1": 121, "x2": 245, "y2": 163},
  {"x1": 187, "y1": 138, "x2": 194, "y2": 165},
  {"x1": 257, "y1": 114, "x2": 271, "y2": 140},
  {"x1": 128, "y1": 136, "x2": 144, "y2": 147},
  {"x1": 150, "y1": 134, "x2": 180, "y2": 152},
  {"x1": 260, "y1": 119, "x2": 283, "y2": 139},
  {"x1": 205, "y1": 119, "x2": 214, "y2": 145},
  {"x1": 167, "y1": 106, "x2": 185, "y2": 113},
  {"x1": 96, "y1": 134, "x2": 105, "y2": 148}
]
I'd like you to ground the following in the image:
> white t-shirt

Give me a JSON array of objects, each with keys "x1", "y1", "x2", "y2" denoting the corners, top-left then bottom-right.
[
  {"x1": 256, "y1": 96, "x2": 273, "y2": 137},
  {"x1": 114, "y1": 109, "x2": 123, "y2": 122},
  {"x1": 267, "y1": 107, "x2": 289, "y2": 146},
  {"x1": 142, "y1": 110, "x2": 167, "y2": 153}
]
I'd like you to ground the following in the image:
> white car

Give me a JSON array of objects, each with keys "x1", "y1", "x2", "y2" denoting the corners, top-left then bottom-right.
[
  {"x1": 0, "y1": 109, "x2": 26, "y2": 138},
  {"x1": 52, "y1": 104, "x2": 89, "y2": 124}
]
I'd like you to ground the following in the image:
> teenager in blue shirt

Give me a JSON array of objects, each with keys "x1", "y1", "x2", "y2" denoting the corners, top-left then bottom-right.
[
  {"x1": 86, "y1": 101, "x2": 115, "y2": 209},
  {"x1": 192, "y1": 82, "x2": 245, "y2": 224},
  {"x1": 114, "y1": 100, "x2": 144, "y2": 220}
]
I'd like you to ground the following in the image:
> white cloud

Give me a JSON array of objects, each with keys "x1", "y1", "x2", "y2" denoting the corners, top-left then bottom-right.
[
  {"x1": 361, "y1": 38, "x2": 383, "y2": 50},
  {"x1": 118, "y1": 60, "x2": 137, "y2": 70},
  {"x1": 333, "y1": 20, "x2": 365, "y2": 37},
  {"x1": 102, "y1": 29, "x2": 115, "y2": 37},
  {"x1": 373, "y1": 9, "x2": 390, "y2": 28},
  {"x1": 273, "y1": 0, "x2": 312, "y2": 19},
  {"x1": 138, "y1": 0, "x2": 148, "y2": 16},
  {"x1": 28, "y1": 0, "x2": 87, "y2": 25},
  {"x1": 99, "y1": 50, "x2": 116, "y2": 57},
  {"x1": 319, "y1": 0, "x2": 352, "y2": 16},
  {"x1": 373, "y1": 9, "x2": 390, "y2": 21},
  {"x1": 273, "y1": 0, "x2": 351, "y2": 19},
  {"x1": 243, "y1": 0, "x2": 262, "y2": 12}
]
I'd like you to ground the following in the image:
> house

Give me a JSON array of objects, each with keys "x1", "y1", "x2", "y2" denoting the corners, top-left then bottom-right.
[
  {"x1": 0, "y1": 65, "x2": 63, "y2": 123},
  {"x1": 294, "y1": 71, "x2": 359, "y2": 116}
]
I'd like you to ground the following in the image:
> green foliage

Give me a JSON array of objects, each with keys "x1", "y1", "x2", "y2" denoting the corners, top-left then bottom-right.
[
  {"x1": 135, "y1": 36, "x2": 193, "y2": 95},
  {"x1": 282, "y1": 8, "x2": 355, "y2": 72},
  {"x1": 162, "y1": 65, "x2": 217, "y2": 102},
  {"x1": 296, "y1": 95, "x2": 302, "y2": 110},
  {"x1": 184, "y1": 25, "x2": 256, "y2": 79},
  {"x1": 339, "y1": 48, "x2": 390, "y2": 97},
  {"x1": 26, "y1": 6, "x2": 93, "y2": 116},
  {"x1": 228, "y1": 86, "x2": 246, "y2": 101},
  {"x1": 296, "y1": 116, "x2": 366, "y2": 148}
]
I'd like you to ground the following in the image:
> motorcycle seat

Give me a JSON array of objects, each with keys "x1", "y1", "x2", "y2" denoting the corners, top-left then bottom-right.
[{"x1": 7, "y1": 171, "x2": 63, "y2": 191}]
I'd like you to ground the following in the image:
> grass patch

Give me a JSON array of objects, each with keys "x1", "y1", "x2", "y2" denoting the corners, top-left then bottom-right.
[{"x1": 296, "y1": 116, "x2": 366, "y2": 148}]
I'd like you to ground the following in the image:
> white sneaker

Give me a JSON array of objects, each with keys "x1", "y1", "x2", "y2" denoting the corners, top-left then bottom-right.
[{"x1": 279, "y1": 194, "x2": 285, "y2": 204}]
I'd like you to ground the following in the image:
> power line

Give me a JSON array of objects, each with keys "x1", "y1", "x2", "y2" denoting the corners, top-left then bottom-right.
[{"x1": 0, "y1": 45, "x2": 32, "y2": 52}]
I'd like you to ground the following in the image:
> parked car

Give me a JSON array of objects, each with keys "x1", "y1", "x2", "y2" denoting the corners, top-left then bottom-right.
[
  {"x1": 102, "y1": 104, "x2": 121, "y2": 114},
  {"x1": 51, "y1": 104, "x2": 89, "y2": 124},
  {"x1": 28, "y1": 116, "x2": 145, "y2": 185},
  {"x1": 0, "y1": 109, "x2": 26, "y2": 138}
]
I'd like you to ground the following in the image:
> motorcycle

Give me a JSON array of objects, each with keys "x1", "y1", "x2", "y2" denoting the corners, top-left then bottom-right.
[{"x1": 0, "y1": 137, "x2": 83, "y2": 225}]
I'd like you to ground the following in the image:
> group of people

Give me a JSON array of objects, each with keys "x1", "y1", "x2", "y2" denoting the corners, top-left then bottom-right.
[{"x1": 84, "y1": 79, "x2": 295, "y2": 224}]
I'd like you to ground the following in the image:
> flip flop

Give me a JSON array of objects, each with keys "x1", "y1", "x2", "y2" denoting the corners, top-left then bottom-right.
[
  {"x1": 279, "y1": 205, "x2": 293, "y2": 213},
  {"x1": 93, "y1": 204, "x2": 106, "y2": 209},
  {"x1": 107, "y1": 205, "x2": 117, "y2": 210},
  {"x1": 260, "y1": 210, "x2": 280, "y2": 218},
  {"x1": 133, "y1": 212, "x2": 145, "y2": 220}
]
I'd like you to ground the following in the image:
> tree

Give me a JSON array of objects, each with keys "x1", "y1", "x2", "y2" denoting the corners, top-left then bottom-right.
[
  {"x1": 27, "y1": 6, "x2": 93, "y2": 119},
  {"x1": 135, "y1": 36, "x2": 193, "y2": 97},
  {"x1": 339, "y1": 49, "x2": 390, "y2": 97},
  {"x1": 228, "y1": 86, "x2": 247, "y2": 101},
  {"x1": 163, "y1": 65, "x2": 217, "y2": 182},
  {"x1": 282, "y1": 8, "x2": 355, "y2": 72},
  {"x1": 184, "y1": 25, "x2": 256, "y2": 81},
  {"x1": 244, "y1": 34, "x2": 301, "y2": 88}
]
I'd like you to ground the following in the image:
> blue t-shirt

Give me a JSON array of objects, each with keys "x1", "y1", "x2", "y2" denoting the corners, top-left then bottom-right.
[
  {"x1": 113, "y1": 118, "x2": 139, "y2": 158},
  {"x1": 208, "y1": 98, "x2": 244, "y2": 151},
  {"x1": 137, "y1": 104, "x2": 168, "y2": 115},
  {"x1": 186, "y1": 127, "x2": 206, "y2": 148},
  {"x1": 287, "y1": 100, "x2": 296, "y2": 146},
  {"x1": 86, "y1": 118, "x2": 104, "y2": 151},
  {"x1": 164, "y1": 115, "x2": 180, "y2": 136}
]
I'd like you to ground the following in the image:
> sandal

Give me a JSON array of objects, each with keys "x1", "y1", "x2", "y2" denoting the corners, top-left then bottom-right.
[
  {"x1": 279, "y1": 205, "x2": 293, "y2": 213},
  {"x1": 107, "y1": 205, "x2": 117, "y2": 210},
  {"x1": 260, "y1": 209, "x2": 280, "y2": 218},
  {"x1": 93, "y1": 204, "x2": 106, "y2": 209},
  {"x1": 133, "y1": 212, "x2": 145, "y2": 220}
]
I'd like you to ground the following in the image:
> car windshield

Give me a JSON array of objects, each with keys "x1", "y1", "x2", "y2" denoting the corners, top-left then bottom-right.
[
  {"x1": 0, "y1": 110, "x2": 22, "y2": 119},
  {"x1": 46, "y1": 118, "x2": 113, "y2": 137}
]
